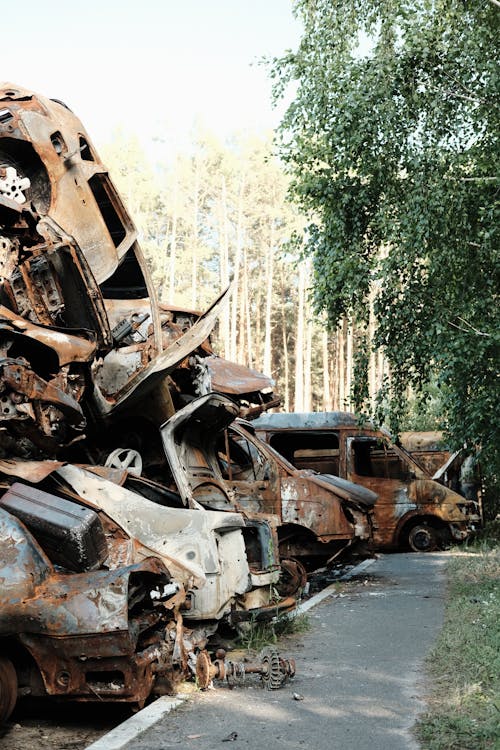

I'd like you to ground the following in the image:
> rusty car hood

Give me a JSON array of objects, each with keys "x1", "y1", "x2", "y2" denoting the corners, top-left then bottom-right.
[
  {"x1": 308, "y1": 473, "x2": 378, "y2": 508},
  {"x1": 160, "y1": 393, "x2": 240, "y2": 507},
  {"x1": 194, "y1": 354, "x2": 274, "y2": 396}
]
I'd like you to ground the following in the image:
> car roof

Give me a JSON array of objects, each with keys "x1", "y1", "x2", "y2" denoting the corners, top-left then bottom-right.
[{"x1": 252, "y1": 411, "x2": 362, "y2": 430}]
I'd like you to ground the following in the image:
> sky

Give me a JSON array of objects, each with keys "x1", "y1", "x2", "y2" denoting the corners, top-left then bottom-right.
[{"x1": 2, "y1": 0, "x2": 302, "y2": 153}]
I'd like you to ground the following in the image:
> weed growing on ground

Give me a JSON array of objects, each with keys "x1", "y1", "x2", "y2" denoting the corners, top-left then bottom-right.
[
  {"x1": 236, "y1": 612, "x2": 310, "y2": 652},
  {"x1": 416, "y1": 541, "x2": 500, "y2": 750}
]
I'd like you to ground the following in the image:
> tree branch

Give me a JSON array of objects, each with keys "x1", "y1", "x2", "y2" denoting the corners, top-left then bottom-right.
[
  {"x1": 448, "y1": 317, "x2": 491, "y2": 337},
  {"x1": 445, "y1": 176, "x2": 498, "y2": 182}
]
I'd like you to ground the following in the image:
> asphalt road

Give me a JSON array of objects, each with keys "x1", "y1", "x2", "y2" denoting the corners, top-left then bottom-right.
[{"x1": 109, "y1": 552, "x2": 448, "y2": 750}]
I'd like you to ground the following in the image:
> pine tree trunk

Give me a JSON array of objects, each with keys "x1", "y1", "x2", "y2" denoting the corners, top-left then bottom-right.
[
  {"x1": 280, "y1": 267, "x2": 290, "y2": 411},
  {"x1": 230, "y1": 177, "x2": 244, "y2": 361},
  {"x1": 337, "y1": 321, "x2": 344, "y2": 410},
  {"x1": 304, "y1": 311, "x2": 313, "y2": 411},
  {"x1": 322, "y1": 328, "x2": 332, "y2": 411},
  {"x1": 242, "y1": 246, "x2": 253, "y2": 367},
  {"x1": 219, "y1": 175, "x2": 230, "y2": 358},
  {"x1": 168, "y1": 203, "x2": 177, "y2": 303},
  {"x1": 263, "y1": 234, "x2": 274, "y2": 376},
  {"x1": 294, "y1": 261, "x2": 306, "y2": 411},
  {"x1": 191, "y1": 160, "x2": 199, "y2": 309},
  {"x1": 346, "y1": 318, "x2": 353, "y2": 410}
]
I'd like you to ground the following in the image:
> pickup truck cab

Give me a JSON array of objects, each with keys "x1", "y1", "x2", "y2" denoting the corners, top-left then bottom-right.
[{"x1": 253, "y1": 411, "x2": 481, "y2": 552}]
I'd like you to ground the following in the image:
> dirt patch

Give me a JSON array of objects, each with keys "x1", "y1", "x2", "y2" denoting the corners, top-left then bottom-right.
[{"x1": 0, "y1": 700, "x2": 130, "y2": 750}]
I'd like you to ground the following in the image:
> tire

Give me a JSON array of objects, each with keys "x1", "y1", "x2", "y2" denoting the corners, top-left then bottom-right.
[
  {"x1": 0, "y1": 656, "x2": 17, "y2": 724},
  {"x1": 277, "y1": 558, "x2": 308, "y2": 598},
  {"x1": 408, "y1": 523, "x2": 438, "y2": 552}
]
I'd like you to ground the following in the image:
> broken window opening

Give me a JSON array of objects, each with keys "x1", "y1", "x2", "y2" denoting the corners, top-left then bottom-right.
[
  {"x1": 352, "y1": 439, "x2": 412, "y2": 481},
  {"x1": 78, "y1": 135, "x2": 95, "y2": 162},
  {"x1": 50, "y1": 131, "x2": 67, "y2": 156},
  {"x1": 217, "y1": 431, "x2": 253, "y2": 480},
  {"x1": 269, "y1": 432, "x2": 340, "y2": 475},
  {"x1": 100, "y1": 245, "x2": 148, "y2": 300},
  {"x1": 88, "y1": 174, "x2": 127, "y2": 249}
]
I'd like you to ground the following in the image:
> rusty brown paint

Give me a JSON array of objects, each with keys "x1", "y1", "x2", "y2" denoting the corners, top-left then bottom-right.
[
  {"x1": 161, "y1": 395, "x2": 374, "y2": 563},
  {"x1": 253, "y1": 411, "x2": 480, "y2": 552},
  {"x1": 0, "y1": 494, "x2": 188, "y2": 707}
]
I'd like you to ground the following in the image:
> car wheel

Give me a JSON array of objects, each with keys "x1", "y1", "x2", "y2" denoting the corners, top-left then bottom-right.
[
  {"x1": 408, "y1": 523, "x2": 438, "y2": 552},
  {"x1": 0, "y1": 656, "x2": 17, "y2": 724}
]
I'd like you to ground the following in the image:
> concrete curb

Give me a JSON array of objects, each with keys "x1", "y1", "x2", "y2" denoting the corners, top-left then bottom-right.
[
  {"x1": 84, "y1": 556, "x2": 377, "y2": 750},
  {"x1": 287, "y1": 556, "x2": 377, "y2": 617},
  {"x1": 84, "y1": 695, "x2": 186, "y2": 750}
]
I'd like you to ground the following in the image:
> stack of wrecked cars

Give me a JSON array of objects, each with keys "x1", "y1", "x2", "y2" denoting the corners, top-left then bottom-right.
[
  {"x1": 0, "y1": 83, "x2": 299, "y2": 722},
  {"x1": 0, "y1": 83, "x2": 276, "y2": 465},
  {"x1": 0, "y1": 83, "x2": 383, "y2": 723},
  {"x1": 0, "y1": 459, "x2": 295, "y2": 722}
]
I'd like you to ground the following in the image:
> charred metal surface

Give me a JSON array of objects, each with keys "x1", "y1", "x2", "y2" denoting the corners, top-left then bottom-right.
[
  {"x1": 0, "y1": 496, "x2": 187, "y2": 710},
  {"x1": 161, "y1": 394, "x2": 374, "y2": 566},
  {"x1": 253, "y1": 412, "x2": 480, "y2": 551}
]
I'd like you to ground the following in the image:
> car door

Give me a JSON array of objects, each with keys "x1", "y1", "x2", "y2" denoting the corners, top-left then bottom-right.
[{"x1": 346, "y1": 436, "x2": 417, "y2": 547}]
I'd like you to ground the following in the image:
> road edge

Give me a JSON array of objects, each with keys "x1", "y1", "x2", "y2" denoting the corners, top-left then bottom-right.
[
  {"x1": 84, "y1": 556, "x2": 377, "y2": 750},
  {"x1": 84, "y1": 695, "x2": 186, "y2": 750}
]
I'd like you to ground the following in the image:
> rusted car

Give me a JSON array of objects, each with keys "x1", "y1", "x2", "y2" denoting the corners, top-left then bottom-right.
[
  {"x1": 159, "y1": 393, "x2": 376, "y2": 568},
  {"x1": 400, "y1": 431, "x2": 482, "y2": 507},
  {"x1": 0, "y1": 482, "x2": 187, "y2": 723},
  {"x1": 0, "y1": 460, "x2": 294, "y2": 721},
  {"x1": 253, "y1": 412, "x2": 481, "y2": 552}
]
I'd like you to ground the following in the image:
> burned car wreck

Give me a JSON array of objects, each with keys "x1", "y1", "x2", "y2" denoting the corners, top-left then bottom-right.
[
  {"x1": 253, "y1": 411, "x2": 481, "y2": 552},
  {"x1": 0, "y1": 459, "x2": 296, "y2": 722},
  {"x1": 159, "y1": 393, "x2": 376, "y2": 569},
  {"x1": 0, "y1": 83, "x2": 279, "y2": 466},
  {"x1": 0, "y1": 479, "x2": 186, "y2": 722},
  {"x1": 0, "y1": 83, "x2": 297, "y2": 722}
]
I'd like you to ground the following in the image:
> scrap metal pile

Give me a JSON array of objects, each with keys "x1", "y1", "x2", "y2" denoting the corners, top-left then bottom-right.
[
  {"x1": 1, "y1": 84, "x2": 478, "y2": 725},
  {"x1": 0, "y1": 84, "x2": 371, "y2": 722}
]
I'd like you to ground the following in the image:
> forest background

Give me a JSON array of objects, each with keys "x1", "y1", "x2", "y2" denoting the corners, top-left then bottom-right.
[
  {"x1": 102, "y1": 129, "x2": 367, "y2": 417},
  {"x1": 99, "y1": 1, "x2": 498, "y2": 507}
]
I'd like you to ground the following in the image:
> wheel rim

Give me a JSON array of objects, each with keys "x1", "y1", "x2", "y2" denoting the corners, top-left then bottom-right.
[
  {"x1": 409, "y1": 526, "x2": 435, "y2": 552},
  {"x1": 105, "y1": 448, "x2": 143, "y2": 476}
]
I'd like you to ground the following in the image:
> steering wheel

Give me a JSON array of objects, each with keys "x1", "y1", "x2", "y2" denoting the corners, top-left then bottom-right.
[{"x1": 104, "y1": 448, "x2": 143, "y2": 477}]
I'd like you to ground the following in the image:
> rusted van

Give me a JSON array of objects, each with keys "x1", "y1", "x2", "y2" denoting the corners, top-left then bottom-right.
[
  {"x1": 160, "y1": 394, "x2": 376, "y2": 568},
  {"x1": 253, "y1": 412, "x2": 481, "y2": 552}
]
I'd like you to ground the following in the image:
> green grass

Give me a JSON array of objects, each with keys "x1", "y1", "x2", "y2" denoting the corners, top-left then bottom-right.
[
  {"x1": 416, "y1": 529, "x2": 500, "y2": 750},
  {"x1": 236, "y1": 612, "x2": 310, "y2": 652}
]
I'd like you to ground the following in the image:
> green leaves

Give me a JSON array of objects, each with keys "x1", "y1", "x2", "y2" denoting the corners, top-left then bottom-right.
[{"x1": 271, "y1": 0, "x2": 500, "y2": 486}]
